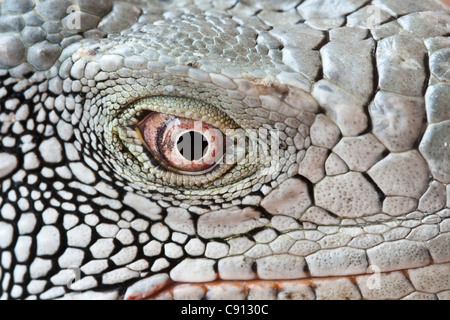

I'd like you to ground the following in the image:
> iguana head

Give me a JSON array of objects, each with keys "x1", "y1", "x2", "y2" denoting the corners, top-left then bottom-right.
[{"x1": 0, "y1": 0, "x2": 449, "y2": 300}]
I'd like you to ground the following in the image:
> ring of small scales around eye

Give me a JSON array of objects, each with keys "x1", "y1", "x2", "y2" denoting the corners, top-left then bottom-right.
[{"x1": 109, "y1": 96, "x2": 265, "y2": 193}]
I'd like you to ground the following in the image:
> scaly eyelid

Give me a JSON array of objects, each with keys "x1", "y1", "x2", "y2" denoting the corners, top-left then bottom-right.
[{"x1": 119, "y1": 96, "x2": 239, "y2": 132}]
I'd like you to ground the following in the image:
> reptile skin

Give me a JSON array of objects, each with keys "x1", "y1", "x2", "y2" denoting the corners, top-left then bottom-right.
[{"x1": 0, "y1": 0, "x2": 449, "y2": 300}]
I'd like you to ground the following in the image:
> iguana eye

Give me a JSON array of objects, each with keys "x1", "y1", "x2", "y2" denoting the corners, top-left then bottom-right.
[
  {"x1": 111, "y1": 96, "x2": 264, "y2": 192},
  {"x1": 138, "y1": 112, "x2": 228, "y2": 174}
]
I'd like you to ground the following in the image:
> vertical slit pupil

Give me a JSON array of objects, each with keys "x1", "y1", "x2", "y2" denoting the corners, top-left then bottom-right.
[{"x1": 177, "y1": 131, "x2": 209, "y2": 161}]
